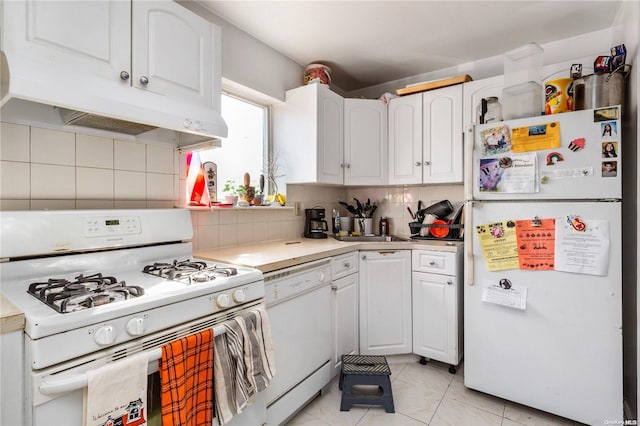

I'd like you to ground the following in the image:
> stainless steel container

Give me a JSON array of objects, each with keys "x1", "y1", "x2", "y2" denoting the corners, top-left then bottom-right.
[{"x1": 580, "y1": 64, "x2": 631, "y2": 114}]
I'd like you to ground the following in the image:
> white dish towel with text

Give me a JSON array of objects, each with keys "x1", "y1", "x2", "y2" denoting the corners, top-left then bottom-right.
[{"x1": 83, "y1": 352, "x2": 148, "y2": 426}]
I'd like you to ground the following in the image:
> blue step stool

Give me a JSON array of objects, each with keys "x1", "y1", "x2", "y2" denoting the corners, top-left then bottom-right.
[{"x1": 339, "y1": 354, "x2": 395, "y2": 413}]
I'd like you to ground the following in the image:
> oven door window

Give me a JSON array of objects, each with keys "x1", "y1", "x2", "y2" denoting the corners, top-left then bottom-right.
[{"x1": 147, "y1": 372, "x2": 162, "y2": 426}]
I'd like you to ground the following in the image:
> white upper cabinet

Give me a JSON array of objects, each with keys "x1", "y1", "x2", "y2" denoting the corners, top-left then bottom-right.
[
  {"x1": 276, "y1": 86, "x2": 388, "y2": 186},
  {"x1": 461, "y1": 75, "x2": 505, "y2": 128},
  {"x1": 133, "y1": 1, "x2": 214, "y2": 108},
  {"x1": 2, "y1": 1, "x2": 130, "y2": 81},
  {"x1": 275, "y1": 83, "x2": 344, "y2": 184},
  {"x1": 344, "y1": 99, "x2": 388, "y2": 185},
  {"x1": 388, "y1": 93, "x2": 423, "y2": 184},
  {"x1": 2, "y1": 1, "x2": 219, "y2": 112},
  {"x1": 388, "y1": 85, "x2": 463, "y2": 184},
  {"x1": 422, "y1": 84, "x2": 463, "y2": 183}
]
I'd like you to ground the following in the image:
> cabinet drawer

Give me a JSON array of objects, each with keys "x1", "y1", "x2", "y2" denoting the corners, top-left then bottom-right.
[
  {"x1": 331, "y1": 252, "x2": 359, "y2": 280},
  {"x1": 412, "y1": 250, "x2": 458, "y2": 275}
]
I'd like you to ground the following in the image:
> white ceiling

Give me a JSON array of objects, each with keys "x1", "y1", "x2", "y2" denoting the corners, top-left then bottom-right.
[{"x1": 197, "y1": 1, "x2": 621, "y2": 92}]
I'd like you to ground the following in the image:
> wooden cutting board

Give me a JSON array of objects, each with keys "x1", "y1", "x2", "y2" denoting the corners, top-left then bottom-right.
[{"x1": 396, "y1": 74, "x2": 473, "y2": 96}]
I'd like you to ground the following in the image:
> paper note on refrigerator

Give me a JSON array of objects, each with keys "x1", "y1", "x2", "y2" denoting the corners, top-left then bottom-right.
[
  {"x1": 476, "y1": 220, "x2": 519, "y2": 271},
  {"x1": 482, "y1": 284, "x2": 527, "y2": 310},
  {"x1": 511, "y1": 122, "x2": 561, "y2": 152},
  {"x1": 515, "y1": 218, "x2": 555, "y2": 270},
  {"x1": 554, "y1": 216, "x2": 610, "y2": 276},
  {"x1": 479, "y1": 154, "x2": 538, "y2": 193}
]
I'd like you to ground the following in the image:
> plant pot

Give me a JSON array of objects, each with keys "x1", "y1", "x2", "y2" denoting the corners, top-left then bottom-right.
[{"x1": 224, "y1": 195, "x2": 238, "y2": 205}]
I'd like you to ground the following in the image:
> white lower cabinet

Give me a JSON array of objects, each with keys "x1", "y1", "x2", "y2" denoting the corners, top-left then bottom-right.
[
  {"x1": 330, "y1": 252, "x2": 359, "y2": 377},
  {"x1": 412, "y1": 249, "x2": 463, "y2": 372},
  {"x1": 359, "y1": 250, "x2": 412, "y2": 355},
  {"x1": 1, "y1": 330, "x2": 23, "y2": 426}
]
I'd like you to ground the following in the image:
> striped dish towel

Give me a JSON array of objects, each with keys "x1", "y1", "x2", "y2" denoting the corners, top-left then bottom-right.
[
  {"x1": 159, "y1": 328, "x2": 214, "y2": 426},
  {"x1": 214, "y1": 306, "x2": 276, "y2": 425}
]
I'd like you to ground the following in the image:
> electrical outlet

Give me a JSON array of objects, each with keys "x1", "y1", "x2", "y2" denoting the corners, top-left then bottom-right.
[{"x1": 295, "y1": 201, "x2": 302, "y2": 216}]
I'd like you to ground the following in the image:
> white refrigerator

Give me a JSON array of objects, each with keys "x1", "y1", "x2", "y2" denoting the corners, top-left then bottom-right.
[{"x1": 463, "y1": 107, "x2": 623, "y2": 424}]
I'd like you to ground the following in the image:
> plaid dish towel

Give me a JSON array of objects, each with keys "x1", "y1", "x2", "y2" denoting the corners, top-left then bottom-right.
[
  {"x1": 214, "y1": 305, "x2": 275, "y2": 425},
  {"x1": 159, "y1": 328, "x2": 214, "y2": 426}
]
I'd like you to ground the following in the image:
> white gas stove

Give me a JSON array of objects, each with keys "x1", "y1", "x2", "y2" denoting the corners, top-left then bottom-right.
[{"x1": 0, "y1": 209, "x2": 265, "y2": 426}]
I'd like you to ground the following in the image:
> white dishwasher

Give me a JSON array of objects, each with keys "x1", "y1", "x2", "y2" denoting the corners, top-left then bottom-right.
[{"x1": 264, "y1": 259, "x2": 332, "y2": 425}]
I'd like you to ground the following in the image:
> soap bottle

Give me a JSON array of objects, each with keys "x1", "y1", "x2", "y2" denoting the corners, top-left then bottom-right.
[{"x1": 333, "y1": 209, "x2": 341, "y2": 234}]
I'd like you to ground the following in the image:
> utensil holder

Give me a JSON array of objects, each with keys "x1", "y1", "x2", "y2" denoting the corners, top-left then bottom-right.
[{"x1": 409, "y1": 222, "x2": 422, "y2": 236}]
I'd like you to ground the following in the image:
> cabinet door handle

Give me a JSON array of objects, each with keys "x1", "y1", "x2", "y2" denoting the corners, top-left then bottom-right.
[
  {"x1": 447, "y1": 280, "x2": 453, "y2": 285},
  {"x1": 346, "y1": 163, "x2": 351, "y2": 169},
  {"x1": 423, "y1": 161, "x2": 431, "y2": 166},
  {"x1": 140, "y1": 75, "x2": 149, "y2": 85},
  {"x1": 361, "y1": 255, "x2": 367, "y2": 260},
  {"x1": 429, "y1": 260, "x2": 436, "y2": 265},
  {"x1": 120, "y1": 71, "x2": 130, "y2": 80},
  {"x1": 415, "y1": 161, "x2": 421, "y2": 166},
  {"x1": 378, "y1": 251, "x2": 397, "y2": 255},
  {"x1": 344, "y1": 262, "x2": 350, "y2": 268},
  {"x1": 341, "y1": 163, "x2": 345, "y2": 168},
  {"x1": 331, "y1": 285, "x2": 338, "y2": 291}
]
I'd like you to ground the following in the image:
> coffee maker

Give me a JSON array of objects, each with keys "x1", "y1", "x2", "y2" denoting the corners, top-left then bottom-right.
[{"x1": 304, "y1": 208, "x2": 328, "y2": 239}]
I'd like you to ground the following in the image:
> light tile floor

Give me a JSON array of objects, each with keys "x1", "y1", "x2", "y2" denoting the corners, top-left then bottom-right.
[{"x1": 285, "y1": 355, "x2": 585, "y2": 426}]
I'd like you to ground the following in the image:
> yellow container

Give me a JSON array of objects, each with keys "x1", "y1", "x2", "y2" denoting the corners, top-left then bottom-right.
[{"x1": 545, "y1": 78, "x2": 573, "y2": 114}]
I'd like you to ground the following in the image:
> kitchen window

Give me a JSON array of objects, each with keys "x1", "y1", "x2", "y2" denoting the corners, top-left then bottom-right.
[{"x1": 198, "y1": 93, "x2": 268, "y2": 201}]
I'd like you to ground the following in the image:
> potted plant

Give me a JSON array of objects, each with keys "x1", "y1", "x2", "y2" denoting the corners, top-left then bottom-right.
[{"x1": 222, "y1": 180, "x2": 241, "y2": 205}]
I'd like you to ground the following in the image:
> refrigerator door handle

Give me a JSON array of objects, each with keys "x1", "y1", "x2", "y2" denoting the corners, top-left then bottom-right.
[
  {"x1": 464, "y1": 200, "x2": 474, "y2": 286},
  {"x1": 464, "y1": 124, "x2": 475, "y2": 201}
]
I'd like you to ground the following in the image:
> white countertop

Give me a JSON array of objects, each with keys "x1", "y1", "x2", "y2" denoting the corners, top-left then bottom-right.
[{"x1": 196, "y1": 238, "x2": 463, "y2": 272}]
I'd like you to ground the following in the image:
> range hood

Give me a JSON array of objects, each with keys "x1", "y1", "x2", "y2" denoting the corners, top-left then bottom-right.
[{"x1": 0, "y1": 51, "x2": 228, "y2": 147}]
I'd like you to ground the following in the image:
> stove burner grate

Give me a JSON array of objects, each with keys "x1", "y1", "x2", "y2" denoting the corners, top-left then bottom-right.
[
  {"x1": 143, "y1": 259, "x2": 238, "y2": 284},
  {"x1": 27, "y1": 273, "x2": 144, "y2": 313}
]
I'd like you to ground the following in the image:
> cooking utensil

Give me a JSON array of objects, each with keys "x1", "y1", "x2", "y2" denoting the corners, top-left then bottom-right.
[
  {"x1": 421, "y1": 200, "x2": 454, "y2": 218},
  {"x1": 407, "y1": 207, "x2": 415, "y2": 220}
]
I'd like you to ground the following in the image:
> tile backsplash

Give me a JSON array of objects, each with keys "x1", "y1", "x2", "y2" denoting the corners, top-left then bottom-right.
[
  {"x1": 0, "y1": 122, "x2": 178, "y2": 210},
  {"x1": 1, "y1": 121, "x2": 464, "y2": 250}
]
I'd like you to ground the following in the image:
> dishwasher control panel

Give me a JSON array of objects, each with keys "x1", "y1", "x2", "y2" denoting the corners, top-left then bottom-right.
[{"x1": 264, "y1": 261, "x2": 331, "y2": 305}]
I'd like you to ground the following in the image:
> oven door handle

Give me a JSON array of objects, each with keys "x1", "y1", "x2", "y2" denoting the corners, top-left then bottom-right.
[
  {"x1": 39, "y1": 325, "x2": 228, "y2": 396},
  {"x1": 39, "y1": 348, "x2": 162, "y2": 395}
]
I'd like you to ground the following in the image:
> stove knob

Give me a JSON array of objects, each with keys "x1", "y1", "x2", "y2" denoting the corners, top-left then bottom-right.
[
  {"x1": 216, "y1": 293, "x2": 231, "y2": 308},
  {"x1": 126, "y1": 317, "x2": 146, "y2": 336},
  {"x1": 232, "y1": 289, "x2": 246, "y2": 303},
  {"x1": 94, "y1": 325, "x2": 116, "y2": 346}
]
